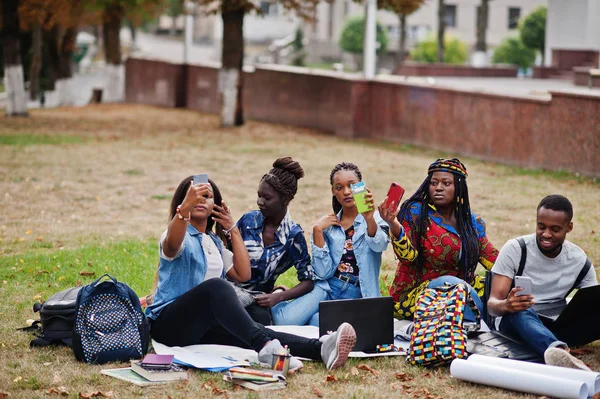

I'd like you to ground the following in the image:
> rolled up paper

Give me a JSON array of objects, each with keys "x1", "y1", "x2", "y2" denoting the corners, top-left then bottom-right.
[
  {"x1": 450, "y1": 358, "x2": 588, "y2": 399},
  {"x1": 467, "y1": 354, "x2": 600, "y2": 396}
]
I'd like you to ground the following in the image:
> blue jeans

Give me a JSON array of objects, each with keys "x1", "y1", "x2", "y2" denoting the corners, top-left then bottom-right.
[
  {"x1": 427, "y1": 276, "x2": 483, "y2": 323},
  {"x1": 499, "y1": 307, "x2": 566, "y2": 357},
  {"x1": 271, "y1": 285, "x2": 329, "y2": 326},
  {"x1": 308, "y1": 275, "x2": 363, "y2": 327}
]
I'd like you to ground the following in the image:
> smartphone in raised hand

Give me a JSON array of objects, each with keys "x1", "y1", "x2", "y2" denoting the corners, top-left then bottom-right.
[
  {"x1": 385, "y1": 182, "x2": 405, "y2": 210},
  {"x1": 192, "y1": 174, "x2": 209, "y2": 185},
  {"x1": 350, "y1": 181, "x2": 373, "y2": 213},
  {"x1": 514, "y1": 276, "x2": 532, "y2": 297}
]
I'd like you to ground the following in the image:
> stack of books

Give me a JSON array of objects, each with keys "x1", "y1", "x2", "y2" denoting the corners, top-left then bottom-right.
[
  {"x1": 223, "y1": 367, "x2": 287, "y2": 391},
  {"x1": 101, "y1": 354, "x2": 189, "y2": 386}
]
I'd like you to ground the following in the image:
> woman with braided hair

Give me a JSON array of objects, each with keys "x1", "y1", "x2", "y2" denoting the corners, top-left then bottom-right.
[
  {"x1": 302, "y1": 162, "x2": 390, "y2": 326},
  {"x1": 234, "y1": 157, "x2": 325, "y2": 326},
  {"x1": 382, "y1": 158, "x2": 498, "y2": 321}
]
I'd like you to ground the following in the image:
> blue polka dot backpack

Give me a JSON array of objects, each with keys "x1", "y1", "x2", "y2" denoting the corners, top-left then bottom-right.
[{"x1": 72, "y1": 274, "x2": 149, "y2": 364}]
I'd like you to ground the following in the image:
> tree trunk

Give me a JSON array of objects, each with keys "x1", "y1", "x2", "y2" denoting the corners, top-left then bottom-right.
[
  {"x1": 29, "y1": 23, "x2": 43, "y2": 101},
  {"x1": 103, "y1": 5, "x2": 124, "y2": 65},
  {"x1": 397, "y1": 13, "x2": 407, "y2": 68},
  {"x1": 56, "y1": 27, "x2": 76, "y2": 106},
  {"x1": 1, "y1": 0, "x2": 28, "y2": 116},
  {"x1": 220, "y1": 9, "x2": 244, "y2": 127},
  {"x1": 473, "y1": 0, "x2": 489, "y2": 67},
  {"x1": 437, "y1": 0, "x2": 445, "y2": 63},
  {"x1": 103, "y1": 4, "x2": 125, "y2": 102},
  {"x1": 475, "y1": 0, "x2": 488, "y2": 52},
  {"x1": 43, "y1": 26, "x2": 61, "y2": 92}
]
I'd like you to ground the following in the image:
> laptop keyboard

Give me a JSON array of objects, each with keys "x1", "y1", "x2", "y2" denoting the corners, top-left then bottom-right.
[{"x1": 537, "y1": 307, "x2": 563, "y2": 318}]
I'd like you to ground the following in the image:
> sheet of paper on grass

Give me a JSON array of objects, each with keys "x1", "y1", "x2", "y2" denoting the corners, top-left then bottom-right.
[
  {"x1": 153, "y1": 325, "x2": 408, "y2": 371},
  {"x1": 152, "y1": 340, "x2": 251, "y2": 371}
]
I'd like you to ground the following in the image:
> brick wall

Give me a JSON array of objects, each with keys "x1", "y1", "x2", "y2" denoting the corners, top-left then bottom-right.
[
  {"x1": 125, "y1": 58, "x2": 600, "y2": 178},
  {"x1": 393, "y1": 63, "x2": 517, "y2": 78}
]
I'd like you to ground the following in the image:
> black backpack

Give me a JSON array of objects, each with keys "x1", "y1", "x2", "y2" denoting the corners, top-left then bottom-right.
[
  {"x1": 72, "y1": 274, "x2": 149, "y2": 364},
  {"x1": 30, "y1": 286, "x2": 81, "y2": 347}
]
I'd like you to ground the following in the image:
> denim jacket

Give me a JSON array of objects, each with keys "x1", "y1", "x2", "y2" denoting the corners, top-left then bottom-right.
[
  {"x1": 146, "y1": 224, "x2": 223, "y2": 321},
  {"x1": 311, "y1": 210, "x2": 390, "y2": 298}
]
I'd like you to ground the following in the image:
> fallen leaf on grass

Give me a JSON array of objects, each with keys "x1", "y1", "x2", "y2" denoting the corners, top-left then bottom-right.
[
  {"x1": 357, "y1": 363, "x2": 379, "y2": 376},
  {"x1": 36, "y1": 270, "x2": 49, "y2": 275},
  {"x1": 312, "y1": 385, "x2": 323, "y2": 397},
  {"x1": 0, "y1": 392, "x2": 9, "y2": 398},
  {"x1": 37, "y1": 235, "x2": 44, "y2": 241},
  {"x1": 78, "y1": 391, "x2": 112, "y2": 398},
  {"x1": 13, "y1": 376, "x2": 22, "y2": 383},
  {"x1": 47, "y1": 386, "x2": 69, "y2": 396},
  {"x1": 394, "y1": 372, "x2": 413, "y2": 381},
  {"x1": 52, "y1": 373, "x2": 62, "y2": 385},
  {"x1": 570, "y1": 348, "x2": 593, "y2": 356},
  {"x1": 325, "y1": 374, "x2": 338, "y2": 383},
  {"x1": 79, "y1": 271, "x2": 95, "y2": 277},
  {"x1": 350, "y1": 367, "x2": 359, "y2": 376},
  {"x1": 202, "y1": 381, "x2": 227, "y2": 395}
]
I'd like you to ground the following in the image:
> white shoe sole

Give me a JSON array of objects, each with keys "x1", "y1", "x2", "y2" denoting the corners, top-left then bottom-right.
[{"x1": 327, "y1": 323, "x2": 356, "y2": 370}]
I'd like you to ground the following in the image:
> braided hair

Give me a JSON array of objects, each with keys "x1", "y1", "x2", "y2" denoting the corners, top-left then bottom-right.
[
  {"x1": 398, "y1": 158, "x2": 480, "y2": 280},
  {"x1": 261, "y1": 157, "x2": 305, "y2": 205},
  {"x1": 330, "y1": 162, "x2": 362, "y2": 214}
]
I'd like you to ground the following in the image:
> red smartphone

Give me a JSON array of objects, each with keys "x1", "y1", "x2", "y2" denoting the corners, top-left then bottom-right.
[{"x1": 385, "y1": 182, "x2": 405, "y2": 210}]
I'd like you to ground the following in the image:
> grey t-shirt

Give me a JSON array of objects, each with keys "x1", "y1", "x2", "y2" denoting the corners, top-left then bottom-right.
[{"x1": 492, "y1": 234, "x2": 597, "y2": 304}]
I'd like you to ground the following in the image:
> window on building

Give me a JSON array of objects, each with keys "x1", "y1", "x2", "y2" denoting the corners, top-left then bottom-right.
[
  {"x1": 508, "y1": 7, "x2": 521, "y2": 29},
  {"x1": 259, "y1": 1, "x2": 278, "y2": 16},
  {"x1": 444, "y1": 5, "x2": 457, "y2": 28}
]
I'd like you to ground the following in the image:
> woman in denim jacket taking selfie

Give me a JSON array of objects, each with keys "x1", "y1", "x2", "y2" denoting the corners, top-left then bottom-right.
[
  {"x1": 146, "y1": 175, "x2": 356, "y2": 372},
  {"x1": 304, "y1": 162, "x2": 391, "y2": 326}
]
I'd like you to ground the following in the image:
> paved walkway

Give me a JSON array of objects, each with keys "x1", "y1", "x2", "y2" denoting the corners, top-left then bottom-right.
[{"x1": 379, "y1": 75, "x2": 600, "y2": 100}]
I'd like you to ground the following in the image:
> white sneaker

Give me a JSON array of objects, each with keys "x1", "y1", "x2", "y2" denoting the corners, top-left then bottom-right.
[
  {"x1": 544, "y1": 347, "x2": 591, "y2": 371},
  {"x1": 320, "y1": 322, "x2": 356, "y2": 370},
  {"x1": 257, "y1": 339, "x2": 303, "y2": 372}
]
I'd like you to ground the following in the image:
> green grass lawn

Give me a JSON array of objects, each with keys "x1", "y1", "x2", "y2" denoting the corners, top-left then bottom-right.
[{"x1": 0, "y1": 105, "x2": 598, "y2": 398}]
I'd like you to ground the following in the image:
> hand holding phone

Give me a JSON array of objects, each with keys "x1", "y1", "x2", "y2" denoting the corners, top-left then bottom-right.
[
  {"x1": 193, "y1": 174, "x2": 209, "y2": 185},
  {"x1": 514, "y1": 276, "x2": 532, "y2": 297},
  {"x1": 350, "y1": 181, "x2": 374, "y2": 214},
  {"x1": 385, "y1": 182, "x2": 405, "y2": 211}
]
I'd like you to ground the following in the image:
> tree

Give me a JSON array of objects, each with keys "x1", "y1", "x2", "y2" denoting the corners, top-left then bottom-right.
[
  {"x1": 166, "y1": 0, "x2": 183, "y2": 36},
  {"x1": 520, "y1": 6, "x2": 546, "y2": 64},
  {"x1": 411, "y1": 35, "x2": 467, "y2": 64},
  {"x1": 1, "y1": 0, "x2": 28, "y2": 115},
  {"x1": 473, "y1": 0, "x2": 489, "y2": 66},
  {"x1": 339, "y1": 16, "x2": 388, "y2": 69},
  {"x1": 377, "y1": 0, "x2": 425, "y2": 67},
  {"x1": 19, "y1": 0, "x2": 89, "y2": 104},
  {"x1": 492, "y1": 36, "x2": 535, "y2": 69},
  {"x1": 87, "y1": 0, "x2": 163, "y2": 102},
  {"x1": 475, "y1": 0, "x2": 489, "y2": 53},
  {"x1": 191, "y1": 0, "x2": 321, "y2": 127},
  {"x1": 436, "y1": 0, "x2": 444, "y2": 62}
]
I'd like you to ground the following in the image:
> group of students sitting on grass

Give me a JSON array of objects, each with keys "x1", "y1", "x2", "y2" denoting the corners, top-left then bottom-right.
[{"x1": 143, "y1": 157, "x2": 598, "y2": 372}]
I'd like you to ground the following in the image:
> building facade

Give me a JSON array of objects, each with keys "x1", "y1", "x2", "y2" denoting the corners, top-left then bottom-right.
[{"x1": 545, "y1": 0, "x2": 600, "y2": 69}]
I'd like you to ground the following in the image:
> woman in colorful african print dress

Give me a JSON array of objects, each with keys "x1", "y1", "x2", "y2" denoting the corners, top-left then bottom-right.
[{"x1": 380, "y1": 158, "x2": 498, "y2": 320}]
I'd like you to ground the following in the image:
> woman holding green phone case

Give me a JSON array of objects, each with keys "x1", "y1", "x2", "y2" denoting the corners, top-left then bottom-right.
[{"x1": 305, "y1": 162, "x2": 391, "y2": 326}]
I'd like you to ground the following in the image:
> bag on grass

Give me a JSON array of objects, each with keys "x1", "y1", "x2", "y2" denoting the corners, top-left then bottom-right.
[
  {"x1": 30, "y1": 286, "x2": 81, "y2": 347},
  {"x1": 72, "y1": 274, "x2": 149, "y2": 364},
  {"x1": 407, "y1": 283, "x2": 480, "y2": 367}
]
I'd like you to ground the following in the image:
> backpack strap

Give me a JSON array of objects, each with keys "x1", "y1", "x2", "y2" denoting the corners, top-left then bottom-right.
[
  {"x1": 515, "y1": 237, "x2": 527, "y2": 277},
  {"x1": 565, "y1": 257, "x2": 592, "y2": 298}
]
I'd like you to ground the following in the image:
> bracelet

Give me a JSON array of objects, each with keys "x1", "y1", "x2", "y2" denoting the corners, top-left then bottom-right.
[
  {"x1": 223, "y1": 225, "x2": 236, "y2": 236},
  {"x1": 176, "y1": 205, "x2": 190, "y2": 222}
]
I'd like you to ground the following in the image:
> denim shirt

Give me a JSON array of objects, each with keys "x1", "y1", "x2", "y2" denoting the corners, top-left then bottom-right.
[
  {"x1": 145, "y1": 224, "x2": 223, "y2": 321},
  {"x1": 311, "y1": 210, "x2": 390, "y2": 298}
]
